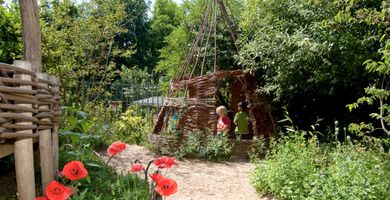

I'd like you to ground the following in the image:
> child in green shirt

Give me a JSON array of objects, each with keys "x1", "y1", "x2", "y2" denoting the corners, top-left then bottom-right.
[{"x1": 234, "y1": 101, "x2": 250, "y2": 140}]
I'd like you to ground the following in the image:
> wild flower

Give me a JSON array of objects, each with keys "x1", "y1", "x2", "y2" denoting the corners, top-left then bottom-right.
[{"x1": 35, "y1": 160, "x2": 88, "y2": 200}]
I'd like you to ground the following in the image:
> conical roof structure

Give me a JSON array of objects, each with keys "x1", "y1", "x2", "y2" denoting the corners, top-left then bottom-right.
[{"x1": 152, "y1": 0, "x2": 275, "y2": 143}]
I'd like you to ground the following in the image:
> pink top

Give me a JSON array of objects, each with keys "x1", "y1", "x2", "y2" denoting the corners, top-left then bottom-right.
[{"x1": 217, "y1": 116, "x2": 231, "y2": 132}]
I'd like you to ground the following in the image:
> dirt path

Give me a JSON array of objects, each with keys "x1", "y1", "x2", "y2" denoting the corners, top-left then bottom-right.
[{"x1": 107, "y1": 144, "x2": 273, "y2": 200}]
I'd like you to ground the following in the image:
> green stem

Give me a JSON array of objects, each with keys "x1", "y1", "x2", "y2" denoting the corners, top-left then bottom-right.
[{"x1": 106, "y1": 155, "x2": 114, "y2": 165}]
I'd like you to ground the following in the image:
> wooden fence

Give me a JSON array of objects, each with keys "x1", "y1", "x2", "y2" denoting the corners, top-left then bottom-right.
[{"x1": 0, "y1": 60, "x2": 60, "y2": 199}]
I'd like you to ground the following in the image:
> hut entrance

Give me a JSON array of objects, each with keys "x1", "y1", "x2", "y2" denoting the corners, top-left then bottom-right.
[
  {"x1": 216, "y1": 77, "x2": 252, "y2": 139},
  {"x1": 152, "y1": 0, "x2": 275, "y2": 145}
]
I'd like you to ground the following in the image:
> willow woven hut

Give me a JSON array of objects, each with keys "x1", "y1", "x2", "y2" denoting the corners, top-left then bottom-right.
[
  {"x1": 152, "y1": 69, "x2": 274, "y2": 140},
  {"x1": 152, "y1": 0, "x2": 274, "y2": 141}
]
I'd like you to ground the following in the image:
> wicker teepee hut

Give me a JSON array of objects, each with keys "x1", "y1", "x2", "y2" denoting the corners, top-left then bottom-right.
[{"x1": 152, "y1": 0, "x2": 275, "y2": 141}]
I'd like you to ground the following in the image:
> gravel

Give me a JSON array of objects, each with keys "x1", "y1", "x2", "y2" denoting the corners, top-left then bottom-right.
[{"x1": 106, "y1": 144, "x2": 274, "y2": 200}]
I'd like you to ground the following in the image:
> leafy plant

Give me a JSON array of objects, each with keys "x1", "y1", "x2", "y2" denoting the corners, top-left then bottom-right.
[
  {"x1": 41, "y1": 0, "x2": 128, "y2": 105},
  {"x1": 248, "y1": 135, "x2": 267, "y2": 163},
  {"x1": 113, "y1": 106, "x2": 153, "y2": 145},
  {"x1": 60, "y1": 106, "x2": 105, "y2": 150},
  {"x1": 58, "y1": 139, "x2": 149, "y2": 200},
  {"x1": 347, "y1": 37, "x2": 390, "y2": 137},
  {"x1": 174, "y1": 129, "x2": 233, "y2": 160},
  {"x1": 250, "y1": 123, "x2": 390, "y2": 200}
]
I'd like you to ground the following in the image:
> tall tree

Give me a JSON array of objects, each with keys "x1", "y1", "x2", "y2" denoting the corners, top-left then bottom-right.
[
  {"x1": 0, "y1": 4, "x2": 22, "y2": 63},
  {"x1": 114, "y1": 0, "x2": 156, "y2": 71},
  {"x1": 237, "y1": 0, "x2": 384, "y2": 130},
  {"x1": 151, "y1": 0, "x2": 183, "y2": 52},
  {"x1": 40, "y1": 0, "x2": 127, "y2": 105}
]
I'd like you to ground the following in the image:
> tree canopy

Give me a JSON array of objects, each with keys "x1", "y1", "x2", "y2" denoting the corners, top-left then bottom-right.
[{"x1": 0, "y1": 0, "x2": 388, "y2": 136}]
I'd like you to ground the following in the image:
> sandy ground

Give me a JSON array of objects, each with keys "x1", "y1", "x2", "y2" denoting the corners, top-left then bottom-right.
[{"x1": 107, "y1": 144, "x2": 274, "y2": 200}]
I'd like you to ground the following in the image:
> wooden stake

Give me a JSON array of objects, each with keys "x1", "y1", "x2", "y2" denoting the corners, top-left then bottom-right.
[
  {"x1": 49, "y1": 75, "x2": 60, "y2": 173},
  {"x1": 37, "y1": 73, "x2": 54, "y2": 191},
  {"x1": 19, "y1": 0, "x2": 42, "y2": 72},
  {"x1": 13, "y1": 60, "x2": 36, "y2": 200}
]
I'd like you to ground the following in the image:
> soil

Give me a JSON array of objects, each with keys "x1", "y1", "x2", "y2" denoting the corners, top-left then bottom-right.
[{"x1": 106, "y1": 144, "x2": 275, "y2": 200}]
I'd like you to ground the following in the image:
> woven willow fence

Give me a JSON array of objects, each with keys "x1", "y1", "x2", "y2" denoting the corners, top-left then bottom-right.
[{"x1": 0, "y1": 60, "x2": 61, "y2": 198}]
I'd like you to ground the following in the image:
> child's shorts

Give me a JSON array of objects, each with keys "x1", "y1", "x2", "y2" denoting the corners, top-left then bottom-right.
[{"x1": 238, "y1": 133, "x2": 250, "y2": 140}]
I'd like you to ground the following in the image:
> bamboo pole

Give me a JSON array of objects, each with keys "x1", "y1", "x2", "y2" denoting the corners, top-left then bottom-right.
[
  {"x1": 13, "y1": 60, "x2": 36, "y2": 200},
  {"x1": 37, "y1": 73, "x2": 54, "y2": 191},
  {"x1": 19, "y1": 0, "x2": 42, "y2": 72}
]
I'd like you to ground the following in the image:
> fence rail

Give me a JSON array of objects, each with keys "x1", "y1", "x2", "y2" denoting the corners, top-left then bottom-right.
[{"x1": 79, "y1": 82, "x2": 165, "y2": 110}]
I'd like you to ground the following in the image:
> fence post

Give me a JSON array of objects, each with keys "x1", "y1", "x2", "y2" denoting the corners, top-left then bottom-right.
[
  {"x1": 13, "y1": 60, "x2": 36, "y2": 200},
  {"x1": 37, "y1": 73, "x2": 54, "y2": 191},
  {"x1": 50, "y1": 75, "x2": 60, "y2": 173},
  {"x1": 19, "y1": 0, "x2": 42, "y2": 72}
]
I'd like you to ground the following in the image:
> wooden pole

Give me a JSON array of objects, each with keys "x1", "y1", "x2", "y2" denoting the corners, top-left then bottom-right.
[
  {"x1": 19, "y1": 0, "x2": 42, "y2": 72},
  {"x1": 49, "y1": 75, "x2": 60, "y2": 173},
  {"x1": 13, "y1": 60, "x2": 36, "y2": 200},
  {"x1": 37, "y1": 73, "x2": 54, "y2": 191},
  {"x1": 216, "y1": 0, "x2": 240, "y2": 52}
]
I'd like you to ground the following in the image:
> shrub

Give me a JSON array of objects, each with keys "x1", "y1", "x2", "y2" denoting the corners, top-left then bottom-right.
[
  {"x1": 113, "y1": 106, "x2": 152, "y2": 145},
  {"x1": 73, "y1": 165, "x2": 149, "y2": 200},
  {"x1": 248, "y1": 135, "x2": 267, "y2": 162},
  {"x1": 60, "y1": 104, "x2": 153, "y2": 148},
  {"x1": 174, "y1": 129, "x2": 233, "y2": 160},
  {"x1": 250, "y1": 132, "x2": 390, "y2": 200}
]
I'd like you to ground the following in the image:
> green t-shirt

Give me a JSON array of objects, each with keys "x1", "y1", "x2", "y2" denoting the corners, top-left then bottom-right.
[{"x1": 234, "y1": 111, "x2": 249, "y2": 134}]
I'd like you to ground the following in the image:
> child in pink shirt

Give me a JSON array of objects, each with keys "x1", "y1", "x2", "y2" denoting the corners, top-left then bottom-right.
[{"x1": 216, "y1": 106, "x2": 231, "y2": 136}]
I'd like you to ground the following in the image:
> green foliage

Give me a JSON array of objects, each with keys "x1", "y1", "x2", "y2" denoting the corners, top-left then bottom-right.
[
  {"x1": 348, "y1": 48, "x2": 390, "y2": 134},
  {"x1": 58, "y1": 105, "x2": 150, "y2": 199},
  {"x1": 155, "y1": 27, "x2": 189, "y2": 91},
  {"x1": 251, "y1": 132, "x2": 390, "y2": 200},
  {"x1": 61, "y1": 106, "x2": 94, "y2": 133},
  {"x1": 59, "y1": 137, "x2": 149, "y2": 200},
  {"x1": 113, "y1": 106, "x2": 153, "y2": 145},
  {"x1": 344, "y1": 1, "x2": 390, "y2": 136},
  {"x1": 155, "y1": 0, "x2": 245, "y2": 90},
  {"x1": 60, "y1": 103, "x2": 153, "y2": 149},
  {"x1": 68, "y1": 164, "x2": 149, "y2": 200},
  {"x1": 0, "y1": 4, "x2": 22, "y2": 63},
  {"x1": 60, "y1": 106, "x2": 106, "y2": 151},
  {"x1": 116, "y1": 66, "x2": 156, "y2": 85},
  {"x1": 151, "y1": 0, "x2": 184, "y2": 51},
  {"x1": 239, "y1": 0, "x2": 340, "y2": 100},
  {"x1": 248, "y1": 135, "x2": 267, "y2": 163},
  {"x1": 113, "y1": 66, "x2": 160, "y2": 98},
  {"x1": 114, "y1": 0, "x2": 157, "y2": 71},
  {"x1": 174, "y1": 129, "x2": 233, "y2": 160},
  {"x1": 40, "y1": 0, "x2": 128, "y2": 105},
  {"x1": 237, "y1": 0, "x2": 389, "y2": 131}
]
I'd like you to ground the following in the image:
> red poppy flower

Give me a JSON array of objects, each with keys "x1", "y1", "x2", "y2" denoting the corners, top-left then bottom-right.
[
  {"x1": 149, "y1": 173, "x2": 164, "y2": 183},
  {"x1": 153, "y1": 156, "x2": 178, "y2": 169},
  {"x1": 130, "y1": 163, "x2": 144, "y2": 172},
  {"x1": 62, "y1": 161, "x2": 88, "y2": 181},
  {"x1": 107, "y1": 141, "x2": 126, "y2": 157},
  {"x1": 155, "y1": 178, "x2": 178, "y2": 196},
  {"x1": 35, "y1": 197, "x2": 49, "y2": 200},
  {"x1": 45, "y1": 181, "x2": 71, "y2": 200}
]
